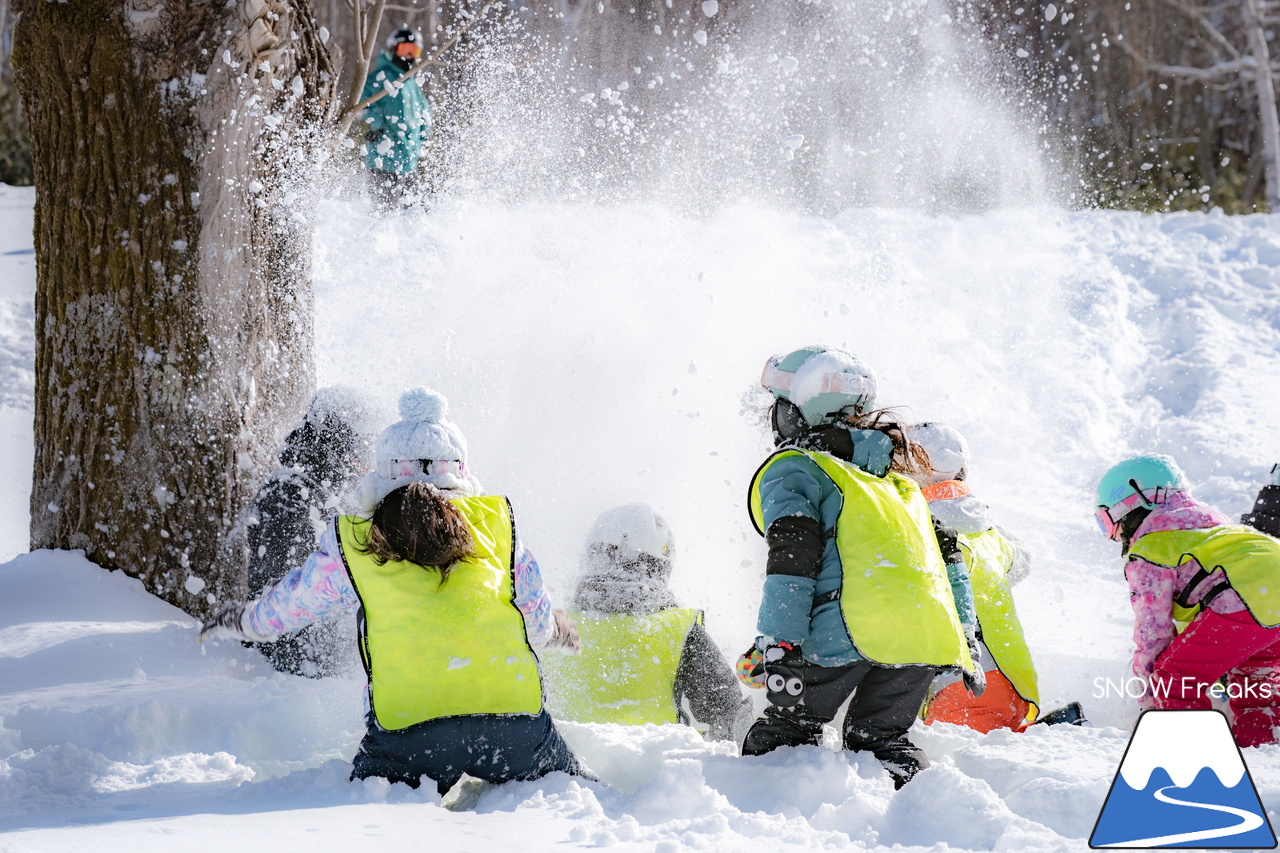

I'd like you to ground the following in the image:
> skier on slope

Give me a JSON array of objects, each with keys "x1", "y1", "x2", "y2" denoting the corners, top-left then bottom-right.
[
  {"x1": 1242, "y1": 464, "x2": 1280, "y2": 537},
  {"x1": 907, "y1": 422, "x2": 1085, "y2": 732},
  {"x1": 201, "y1": 387, "x2": 586, "y2": 793},
  {"x1": 735, "y1": 345, "x2": 983, "y2": 787},
  {"x1": 361, "y1": 26, "x2": 432, "y2": 211},
  {"x1": 541, "y1": 503, "x2": 753, "y2": 742},
  {"x1": 1096, "y1": 453, "x2": 1280, "y2": 746},
  {"x1": 242, "y1": 386, "x2": 380, "y2": 678}
]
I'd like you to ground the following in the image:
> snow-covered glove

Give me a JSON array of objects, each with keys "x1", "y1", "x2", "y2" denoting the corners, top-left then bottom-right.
[
  {"x1": 544, "y1": 609, "x2": 581, "y2": 654},
  {"x1": 763, "y1": 641, "x2": 806, "y2": 708},
  {"x1": 961, "y1": 628, "x2": 987, "y2": 698},
  {"x1": 736, "y1": 645, "x2": 766, "y2": 688},
  {"x1": 197, "y1": 603, "x2": 261, "y2": 643}
]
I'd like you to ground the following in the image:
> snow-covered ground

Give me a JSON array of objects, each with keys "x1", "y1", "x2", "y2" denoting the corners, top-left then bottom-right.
[{"x1": 4, "y1": 180, "x2": 1280, "y2": 850}]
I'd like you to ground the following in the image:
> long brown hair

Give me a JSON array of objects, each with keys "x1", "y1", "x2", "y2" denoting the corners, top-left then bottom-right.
[
  {"x1": 358, "y1": 481, "x2": 475, "y2": 583},
  {"x1": 844, "y1": 407, "x2": 933, "y2": 478}
]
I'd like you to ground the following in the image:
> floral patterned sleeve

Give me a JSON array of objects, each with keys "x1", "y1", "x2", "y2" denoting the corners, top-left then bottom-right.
[
  {"x1": 243, "y1": 519, "x2": 360, "y2": 639},
  {"x1": 513, "y1": 537, "x2": 555, "y2": 648},
  {"x1": 1127, "y1": 556, "x2": 1177, "y2": 685}
]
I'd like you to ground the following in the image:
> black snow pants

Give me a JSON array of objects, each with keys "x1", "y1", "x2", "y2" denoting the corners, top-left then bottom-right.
[
  {"x1": 741, "y1": 659, "x2": 936, "y2": 788},
  {"x1": 350, "y1": 709, "x2": 584, "y2": 796}
]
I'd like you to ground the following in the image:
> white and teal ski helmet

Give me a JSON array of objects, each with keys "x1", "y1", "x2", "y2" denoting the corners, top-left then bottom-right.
[
  {"x1": 761, "y1": 345, "x2": 878, "y2": 428},
  {"x1": 1095, "y1": 453, "x2": 1188, "y2": 511}
]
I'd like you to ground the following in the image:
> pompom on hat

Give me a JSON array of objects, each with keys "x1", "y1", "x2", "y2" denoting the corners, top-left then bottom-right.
[{"x1": 353, "y1": 387, "x2": 482, "y2": 511}]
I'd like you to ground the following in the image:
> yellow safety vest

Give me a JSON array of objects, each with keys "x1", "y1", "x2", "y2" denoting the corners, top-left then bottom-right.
[
  {"x1": 961, "y1": 528, "x2": 1039, "y2": 721},
  {"x1": 749, "y1": 449, "x2": 974, "y2": 671},
  {"x1": 337, "y1": 495, "x2": 543, "y2": 730},
  {"x1": 1128, "y1": 524, "x2": 1280, "y2": 628},
  {"x1": 543, "y1": 608, "x2": 701, "y2": 725}
]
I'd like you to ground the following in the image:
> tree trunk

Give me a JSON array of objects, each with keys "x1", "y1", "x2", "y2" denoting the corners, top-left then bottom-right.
[
  {"x1": 12, "y1": 0, "x2": 336, "y2": 615},
  {"x1": 1245, "y1": 0, "x2": 1280, "y2": 211}
]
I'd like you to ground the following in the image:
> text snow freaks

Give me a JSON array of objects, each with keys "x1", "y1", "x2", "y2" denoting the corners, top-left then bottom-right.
[{"x1": 1093, "y1": 677, "x2": 1276, "y2": 702}]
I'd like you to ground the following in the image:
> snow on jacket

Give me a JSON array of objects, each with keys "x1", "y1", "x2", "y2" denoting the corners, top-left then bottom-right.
[
  {"x1": 360, "y1": 51, "x2": 430, "y2": 174},
  {"x1": 1126, "y1": 491, "x2": 1244, "y2": 681},
  {"x1": 925, "y1": 491, "x2": 1031, "y2": 586},
  {"x1": 243, "y1": 516, "x2": 556, "y2": 647},
  {"x1": 754, "y1": 451, "x2": 975, "y2": 667}
]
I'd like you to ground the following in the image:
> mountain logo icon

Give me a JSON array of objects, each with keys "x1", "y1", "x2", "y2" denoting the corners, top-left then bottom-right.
[{"x1": 1090, "y1": 710, "x2": 1276, "y2": 848}]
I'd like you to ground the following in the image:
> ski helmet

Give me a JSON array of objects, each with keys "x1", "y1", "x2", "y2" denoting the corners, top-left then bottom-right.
[
  {"x1": 387, "y1": 26, "x2": 423, "y2": 50},
  {"x1": 907, "y1": 422, "x2": 971, "y2": 485},
  {"x1": 761, "y1": 345, "x2": 878, "y2": 428},
  {"x1": 585, "y1": 503, "x2": 675, "y2": 569},
  {"x1": 1094, "y1": 453, "x2": 1187, "y2": 540}
]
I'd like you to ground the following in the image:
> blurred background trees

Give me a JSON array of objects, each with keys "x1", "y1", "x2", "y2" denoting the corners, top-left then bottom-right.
[{"x1": 6, "y1": 0, "x2": 1277, "y2": 211}]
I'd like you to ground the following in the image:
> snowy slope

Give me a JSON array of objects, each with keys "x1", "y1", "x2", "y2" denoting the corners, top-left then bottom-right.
[{"x1": 4, "y1": 187, "x2": 1280, "y2": 851}]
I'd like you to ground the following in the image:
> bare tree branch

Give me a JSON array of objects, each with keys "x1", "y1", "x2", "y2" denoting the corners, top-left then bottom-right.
[
  {"x1": 347, "y1": 0, "x2": 502, "y2": 117},
  {"x1": 1153, "y1": 57, "x2": 1258, "y2": 82},
  {"x1": 1159, "y1": 0, "x2": 1242, "y2": 61}
]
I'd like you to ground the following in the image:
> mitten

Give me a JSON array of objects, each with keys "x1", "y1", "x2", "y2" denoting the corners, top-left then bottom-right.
[
  {"x1": 198, "y1": 603, "x2": 252, "y2": 643},
  {"x1": 736, "y1": 645, "x2": 765, "y2": 688},
  {"x1": 545, "y1": 609, "x2": 582, "y2": 653},
  {"x1": 763, "y1": 641, "x2": 806, "y2": 707},
  {"x1": 961, "y1": 628, "x2": 987, "y2": 698}
]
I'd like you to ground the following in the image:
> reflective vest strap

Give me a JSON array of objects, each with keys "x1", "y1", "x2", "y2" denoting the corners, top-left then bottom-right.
[
  {"x1": 1131, "y1": 525, "x2": 1280, "y2": 628},
  {"x1": 1174, "y1": 565, "x2": 1212, "y2": 609}
]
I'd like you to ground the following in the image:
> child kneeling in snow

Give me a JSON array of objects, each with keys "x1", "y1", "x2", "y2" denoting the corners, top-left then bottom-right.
[
  {"x1": 541, "y1": 503, "x2": 752, "y2": 741},
  {"x1": 200, "y1": 387, "x2": 585, "y2": 793},
  {"x1": 1096, "y1": 453, "x2": 1280, "y2": 747},
  {"x1": 906, "y1": 423, "x2": 1040, "y2": 732}
]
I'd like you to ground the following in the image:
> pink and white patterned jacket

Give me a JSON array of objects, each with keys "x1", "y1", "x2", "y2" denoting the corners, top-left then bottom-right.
[
  {"x1": 243, "y1": 516, "x2": 556, "y2": 647},
  {"x1": 1126, "y1": 491, "x2": 1243, "y2": 683}
]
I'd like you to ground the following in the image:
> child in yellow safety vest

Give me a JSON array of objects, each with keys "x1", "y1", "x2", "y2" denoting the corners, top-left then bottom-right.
[
  {"x1": 906, "y1": 423, "x2": 1043, "y2": 733},
  {"x1": 737, "y1": 345, "x2": 985, "y2": 788},
  {"x1": 1097, "y1": 453, "x2": 1280, "y2": 747},
  {"x1": 542, "y1": 504, "x2": 752, "y2": 741},
  {"x1": 199, "y1": 387, "x2": 585, "y2": 794}
]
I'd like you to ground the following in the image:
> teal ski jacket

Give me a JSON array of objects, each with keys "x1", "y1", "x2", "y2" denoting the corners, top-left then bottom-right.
[{"x1": 360, "y1": 51, "x2": 431, "y2": 175}]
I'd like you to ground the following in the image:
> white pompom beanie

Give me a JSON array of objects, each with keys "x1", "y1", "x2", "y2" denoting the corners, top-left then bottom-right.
[{"x1": 353, "y1": 387, "x2": 482, "y2": 511}]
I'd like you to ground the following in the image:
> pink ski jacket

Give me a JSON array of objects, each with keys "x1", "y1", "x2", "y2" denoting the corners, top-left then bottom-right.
[{"x1": 1125, "y1": 491, "x2": 1243, "y2": 682}]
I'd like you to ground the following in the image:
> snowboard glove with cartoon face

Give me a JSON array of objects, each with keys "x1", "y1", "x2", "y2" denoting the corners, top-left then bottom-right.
[{"x1": 763, "y1": 641, "x2": 806, "y2": 707}]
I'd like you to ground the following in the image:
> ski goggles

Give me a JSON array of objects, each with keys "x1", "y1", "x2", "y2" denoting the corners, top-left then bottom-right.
[
  {"x1": 761, "y1": 355, "x2": 874, "y2": 409},
  {"x1": 378, "y1": 458, "x2": 466, "y2": 479},
  {"x1": 394, "y1": 41, "x2": 423, "y2": 60},
  {"x1": 1095, "y1": 486, "x2": 1166, "y2": 540}
]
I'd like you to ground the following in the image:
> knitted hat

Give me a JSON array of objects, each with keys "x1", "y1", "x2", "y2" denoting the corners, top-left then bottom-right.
[{"x1": 353, "y1": 387, "x2": 481, "y2": 511}]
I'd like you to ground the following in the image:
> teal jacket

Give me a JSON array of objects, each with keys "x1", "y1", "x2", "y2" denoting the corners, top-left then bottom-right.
[
  {"x1": 361, "y1": 52, "x2": 431, "y2": 174},
  {"x1": 756, "y1": 453, "x2": 975, "y2": 667}
]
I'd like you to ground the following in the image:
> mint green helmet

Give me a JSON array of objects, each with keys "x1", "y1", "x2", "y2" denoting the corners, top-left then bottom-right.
[
  {"x1": 1095, "y1": 453, "x2": 1188, "y2": 511},
  {"x1": 761, "y1": 345, "x2": 878, "y2": 428}
]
